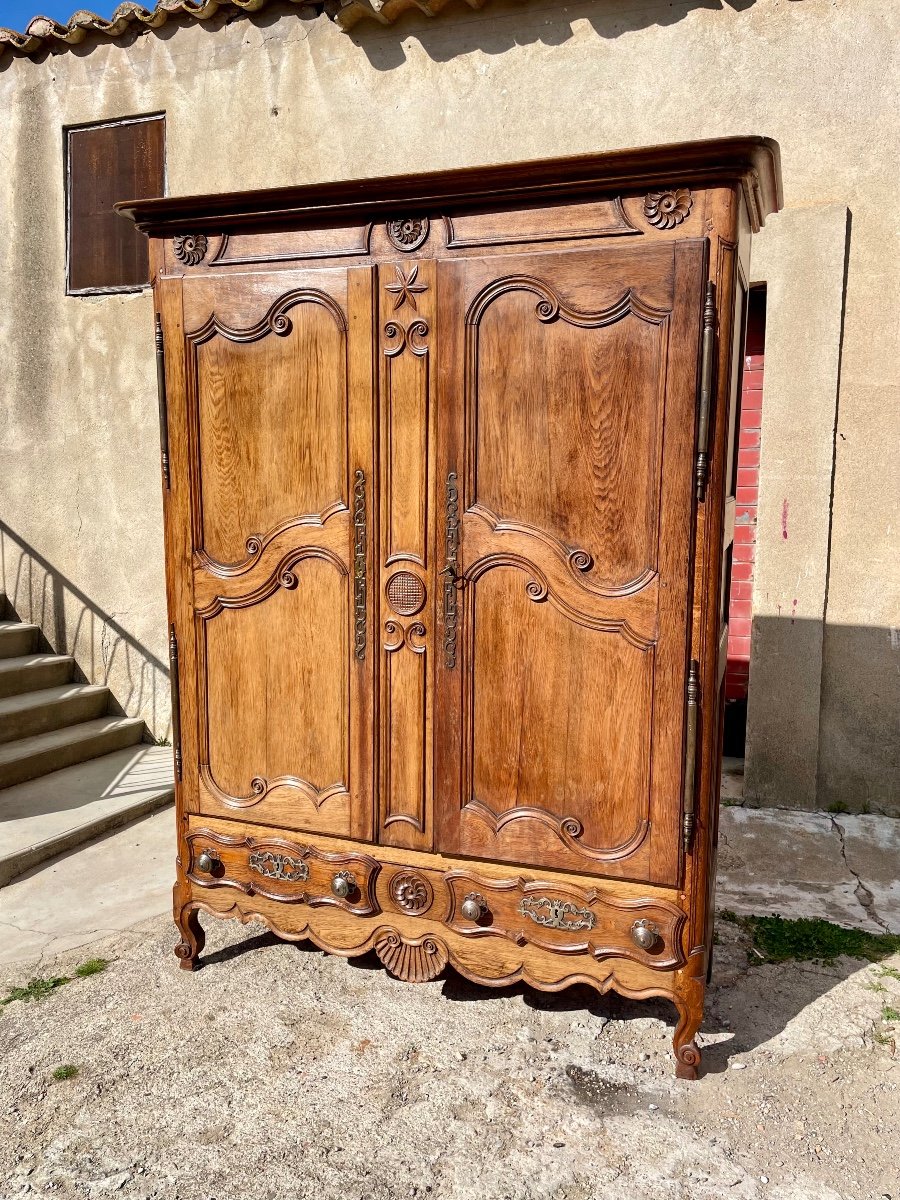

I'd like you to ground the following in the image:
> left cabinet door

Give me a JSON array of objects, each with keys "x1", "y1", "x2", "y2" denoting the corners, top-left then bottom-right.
[{"x1": 162, "y1": 267, "x2": 377, "y2": 842}]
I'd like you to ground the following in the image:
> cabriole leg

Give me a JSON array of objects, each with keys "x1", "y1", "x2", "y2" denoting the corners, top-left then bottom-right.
[
  {"x1": 673, "y1": 951, "x2": 706, "y2": 1079},
  {"x1": 174, "y1": 902, "x2": 205, "y2": 971},
  {"x1": 673, "y1": 999, "x2": 703, "y2": 1080}
]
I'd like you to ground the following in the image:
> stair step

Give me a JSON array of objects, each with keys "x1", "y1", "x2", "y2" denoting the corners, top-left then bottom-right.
[
  {"x1": 0, "y1": 684, "x2": 111, "y2": 744},
  {"x1": 0, "y1": 623, "x2": 38, "y2": 658},
  {"x1": 0, "y1": 654, "x2": 75, "y2": 699},
  {"x1": 0, "y1": 745, "x2": 174, "y2": 888},
  {"x1": 0, "y1": 717, "x2": 145, "y2": 789}
]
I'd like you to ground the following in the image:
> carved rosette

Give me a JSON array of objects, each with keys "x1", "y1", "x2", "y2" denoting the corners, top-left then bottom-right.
[
  {"x1": 172, "y1": 233, "x2": 209, "y2": 265},
  {"x1": 374, "y1": 931, "x2": 448, "y2": 982},
  {"x1": 642, "y1": 189, "x2": 693, "y2": 230},
  {"x1": 386, "y1": 216, "x2": 430, "y2": 252},
  {"x1": 389, "y1": 872, "x2": 434, "y2": 915}
]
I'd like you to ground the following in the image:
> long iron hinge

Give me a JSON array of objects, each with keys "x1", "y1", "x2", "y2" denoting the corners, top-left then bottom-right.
[
  {"x1": 168, "y1": 624, "x2": 183, "y2": 782},
  {"x1": 682, "y1": 659, "x2": 700, "y2": 854},
  {"x1": 695, "y1": 282, "x2": 717, "y2": 501},
  {"x1": 441, "y1": 471, "x2": 460, "y2": 669},
  {"x1": 155, "y1": 313, "x2": 171, "y2": 490},
  {"x1": 353, "y1": 468, "x2": 366, "y2": 660}
]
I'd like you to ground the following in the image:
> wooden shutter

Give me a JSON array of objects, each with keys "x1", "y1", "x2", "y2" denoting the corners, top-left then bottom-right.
[{"x1": 67, "y1": 116, "x2": 165, "y2": 294}]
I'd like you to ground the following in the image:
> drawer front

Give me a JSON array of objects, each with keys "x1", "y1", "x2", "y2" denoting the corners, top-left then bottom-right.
[
  {"x1": 441, "y1": 870, "x2": 686, "y2": 970},
  {"x1": 186, "y1": 827, "x2": 381, "y2": 916}
]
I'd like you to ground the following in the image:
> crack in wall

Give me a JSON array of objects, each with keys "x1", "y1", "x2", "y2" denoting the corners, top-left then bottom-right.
[{"x1": 829, "y1": 815, "x2": 891, "y2": 934}]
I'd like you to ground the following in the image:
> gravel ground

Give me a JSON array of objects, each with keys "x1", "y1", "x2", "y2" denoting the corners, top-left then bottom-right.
[{"x1": 1, "y1": 912, "x2": 898, "y2": 1200}]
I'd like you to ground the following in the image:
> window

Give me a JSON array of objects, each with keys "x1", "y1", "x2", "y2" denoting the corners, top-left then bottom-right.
[{"x1": 66, "y1": 114, "x2": 165, "y2": 295}]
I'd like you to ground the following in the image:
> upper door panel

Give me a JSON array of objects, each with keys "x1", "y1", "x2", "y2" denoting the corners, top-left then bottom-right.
[
  {"x1": 468, "y1": 249, "x2": 674, "y2": 592},
  {"x1": 183, "y1": 273, "x2": 350, "y2": 569}
]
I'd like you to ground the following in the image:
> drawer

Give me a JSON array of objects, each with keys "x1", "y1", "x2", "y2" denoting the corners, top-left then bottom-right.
[
  {"x1": 185, "y1": 827, "x2": 381, "y2": 917},
  {"x1": 442, "y1": 870, "x2": 686, "y2": 970}
]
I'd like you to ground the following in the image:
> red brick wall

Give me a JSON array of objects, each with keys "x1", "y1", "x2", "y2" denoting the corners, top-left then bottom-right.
[{"x1": 726, "y1": 290, "x2": 766, "y2": 702}]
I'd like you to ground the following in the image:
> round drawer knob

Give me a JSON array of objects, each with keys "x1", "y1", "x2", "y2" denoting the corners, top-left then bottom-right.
[
  {"x1": 631, "y1": 918, "x2": 660, "y2": 951},
  {"x1": 331, "y1": 870, "x2": 356, "y2": 899},
  {"x1": 196, "y1": 849, "x2": 219, "y2": 875},
  {"x1": 461, "y1": 892, "x2": 488, "y2": 922}
]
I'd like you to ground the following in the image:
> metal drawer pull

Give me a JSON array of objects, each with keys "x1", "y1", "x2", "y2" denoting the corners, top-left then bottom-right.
[
  {"x1": 196, "y1": 849, "x2": 220, "y2": 875},
  {"x1": 517, "y1": 896, "x2": 596, "y2": 932},
  {"x1": 631, "y1": 919, "x2": 660, "y2": 950},
  {"x1": 331, "y1": 870, "x2": 356, "y2": 899},
  {"x1": 461, "y1": 892, "x2": 488, "y2": 922}
]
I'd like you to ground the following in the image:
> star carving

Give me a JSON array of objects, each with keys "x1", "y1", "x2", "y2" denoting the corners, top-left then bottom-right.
[{"x1": 385, "y1": 264, "x2": 427, "y2": 311}]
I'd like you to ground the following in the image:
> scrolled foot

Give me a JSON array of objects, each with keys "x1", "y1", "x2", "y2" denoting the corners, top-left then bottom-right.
[
  {"x1": 674, "y1": 1039, "x2": 701, "y2": 1081},
  {"x1": 174, "y1": 905, "x2": 205, "y2": 971}
]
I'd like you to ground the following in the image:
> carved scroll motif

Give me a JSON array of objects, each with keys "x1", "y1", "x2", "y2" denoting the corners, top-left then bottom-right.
[{"x1": 383, "y1": 319, "x2": 429, "y2": 358}]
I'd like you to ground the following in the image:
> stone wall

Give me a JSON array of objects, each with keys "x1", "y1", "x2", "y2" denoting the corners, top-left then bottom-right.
[{"x1": 0, "y1": 0, "x2": 896, "y2": 809}]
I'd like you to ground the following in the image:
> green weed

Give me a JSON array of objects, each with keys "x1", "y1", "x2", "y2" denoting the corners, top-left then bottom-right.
[
  {"x1": 51, "y1": 1065, "x2": 79, "y2": 1082},
  {"x1": 74, "y1": 958, "x2": 109, "y2": 978},
  {"x1": 717, "y1": 910, "x2": 900, "y2": 966},
  {"x1": 2, "y1": 976, "x2": 71, "y2": 1006}
]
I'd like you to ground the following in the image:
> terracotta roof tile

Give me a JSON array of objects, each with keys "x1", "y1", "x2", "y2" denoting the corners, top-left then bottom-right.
[
  {"x1": 0, "y1": 0, "x2": 495, "y2": 56},
  {"x1": 1, "y1": 0, "x2": 299, "y2": 58}
]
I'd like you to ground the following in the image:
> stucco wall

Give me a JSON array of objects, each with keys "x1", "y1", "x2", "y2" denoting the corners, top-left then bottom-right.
[{"x1": 0, "y1": 0, "x2": 897, "y2": 809}]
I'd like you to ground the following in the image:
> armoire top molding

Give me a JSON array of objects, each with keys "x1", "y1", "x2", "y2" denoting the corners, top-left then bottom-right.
[{"x1": 117, "y1": 136, "x2": 782, "y2": 238}]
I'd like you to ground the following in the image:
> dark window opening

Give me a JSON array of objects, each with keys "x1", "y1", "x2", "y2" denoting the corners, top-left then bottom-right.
[
  {"x1": 66, "y1": 114, "x2": 165, "y2": 295},
  {"x1": 723, "y1": 284, "x2": 767, "y2": 758}
]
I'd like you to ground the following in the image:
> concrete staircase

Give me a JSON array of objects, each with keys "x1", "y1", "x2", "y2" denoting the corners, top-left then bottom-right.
[{"x1": 0, "y1": 601, "x2": 174, "y2": 886}]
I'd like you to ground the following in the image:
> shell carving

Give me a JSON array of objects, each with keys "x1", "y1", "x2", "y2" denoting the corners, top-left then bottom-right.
[
  {"x1": 374, "y1": 931, "x2": 448, "y2": 983},
  {"x1": 643, "y1": 189, "x2": 693, "y2": 230},
  {"x1": 172, "y1": 233, "x2": 209, "y2": 265}
]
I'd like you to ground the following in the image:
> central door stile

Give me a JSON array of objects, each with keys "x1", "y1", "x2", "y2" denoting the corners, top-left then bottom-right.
[
  {"x1": 347, "y1": 266, "x2": 379, "y2": 844},
  {"x1": 377, "y1": 257, "x2": 438, "y2": 850}
]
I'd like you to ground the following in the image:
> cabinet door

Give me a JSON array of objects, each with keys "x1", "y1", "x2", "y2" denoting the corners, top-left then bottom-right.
[
  {"x1": 434, "y1": 240, "x2": 707, "y2": 886},
  {"x1": 175, "y1": 267, "x2": 376, "y2": 841}
]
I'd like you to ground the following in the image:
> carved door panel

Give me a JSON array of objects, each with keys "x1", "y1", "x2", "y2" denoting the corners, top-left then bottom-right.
[
  {"x1": 434, "y1": 240, "x2": 708, "y2": 886},
  {"x1": 179, "y1": 267, "x2": 375, "y2": 841}
]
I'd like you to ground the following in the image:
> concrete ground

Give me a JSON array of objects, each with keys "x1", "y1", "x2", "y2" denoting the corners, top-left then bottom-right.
[{"x1": 1, "y1": 804, "x2": 899, "y2": 1199}]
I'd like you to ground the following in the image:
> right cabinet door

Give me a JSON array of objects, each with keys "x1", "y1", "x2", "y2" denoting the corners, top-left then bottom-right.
[{"x1": 434, "y1": 239, "x2": 708, "y2": 886}]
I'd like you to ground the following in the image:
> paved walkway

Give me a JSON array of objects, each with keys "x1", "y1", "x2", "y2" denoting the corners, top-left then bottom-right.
[{"x1": 1, "y1": 801, "x2": 897, "y2": 967}]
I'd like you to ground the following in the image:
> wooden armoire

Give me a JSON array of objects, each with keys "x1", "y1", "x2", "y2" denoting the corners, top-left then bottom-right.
[{"x1": 120, "y1": 138, "x2": 781, "y2": 1078}]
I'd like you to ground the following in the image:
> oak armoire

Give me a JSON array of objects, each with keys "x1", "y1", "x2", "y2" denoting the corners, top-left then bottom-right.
[{"x1": 120, "y1": 138, "x2": 781, "y2": 1078}]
